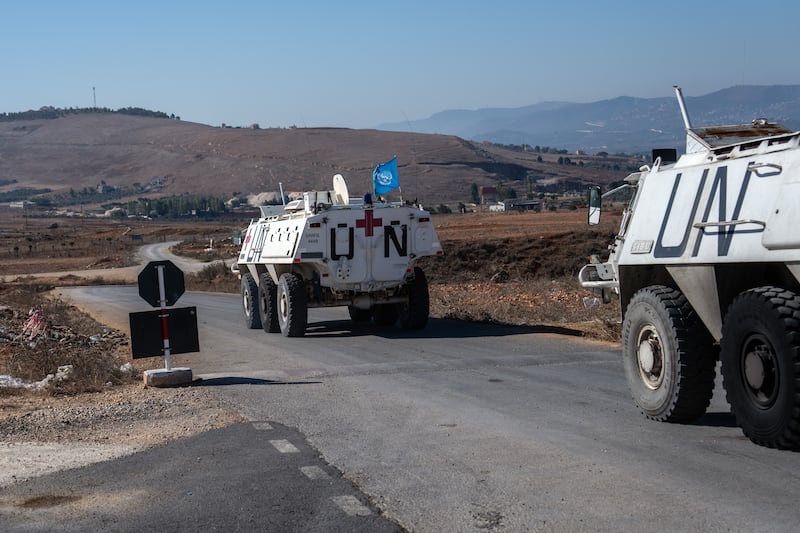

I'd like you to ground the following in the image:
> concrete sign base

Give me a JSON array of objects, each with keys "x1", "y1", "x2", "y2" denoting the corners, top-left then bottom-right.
[{"x1": 144, "y1": 367, "x2": 193, "y2": 388}]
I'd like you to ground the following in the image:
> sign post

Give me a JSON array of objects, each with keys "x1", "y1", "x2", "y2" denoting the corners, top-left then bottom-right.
[
  {"x1": 131, "y1": 260, "x2": 198, "y2": 387},
  {"x1": 156, "y1": 263, "x2": 173, "y2": 370}
]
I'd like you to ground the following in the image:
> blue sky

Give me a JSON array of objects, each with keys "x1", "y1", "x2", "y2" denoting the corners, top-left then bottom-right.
[{"x1": 3, "y1": 1, "x2": 799, "y2": 129}]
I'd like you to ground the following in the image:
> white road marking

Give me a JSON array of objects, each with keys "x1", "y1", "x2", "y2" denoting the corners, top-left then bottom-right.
[
  {"x1": 300, "y1": 465, "x2": 330, "y2": 480},
  {"x1": 252, "y1": 422, "x2": 273, "y2": 431},
  {"x1": 332, "y1": 495, "x2": 372, "y2": 516},
  {"x1": 269, "y1": 439, "x2": 300, "y2": 453}
]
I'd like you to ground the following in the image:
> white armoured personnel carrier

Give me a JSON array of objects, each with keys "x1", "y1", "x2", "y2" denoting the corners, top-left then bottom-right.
[
  {"x1": 234, "y1": 175, "x2": 443, "y2": 337},
  {"x1": 580, "y1": 86, "x2": 800, "y2": 448}
]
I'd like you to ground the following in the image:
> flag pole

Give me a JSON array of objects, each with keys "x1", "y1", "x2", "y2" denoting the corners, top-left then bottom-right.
[
  {"x1": 369, "y1": 163, "x2": 376, "y2": 206},
  {"x1": 395, "y1": 155, "x2": 403, "y2": 204}
]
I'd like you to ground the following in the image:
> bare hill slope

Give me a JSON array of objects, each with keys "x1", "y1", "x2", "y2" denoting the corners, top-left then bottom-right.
[{"x1": 0, "y1": 114, "x2": 627, "y2": 206}]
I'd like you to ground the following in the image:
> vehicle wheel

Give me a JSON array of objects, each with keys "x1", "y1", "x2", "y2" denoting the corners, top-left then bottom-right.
[
  {"x1": 399, "y1": 267, "x2": 430, "y2": 330},
  {"x1": 348, "y1": 306, "x2": 372, "y2": 322},
  {"x1": 259, "y1": 273, "x2": 280, "y2": 333},
  {"x1": 720, "y1": 287, "x2": 800, "y2": 448},
  {"x1": 373, "y1": 304, "x2": 399, "y2": 326},
  {"x1": 241, "y1": 273, "x2": 262, "y2": 330},
  {"x1": 622, "y1": 285, "x2": 716, "y2": 422},
  {"x1": 277, "y1": 273, "x2": 308, "y2": 337}
]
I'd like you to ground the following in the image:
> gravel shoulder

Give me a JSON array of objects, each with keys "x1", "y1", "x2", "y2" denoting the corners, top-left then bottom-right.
[{"x1": 0, "y1": 374, "x2": 245, "y2": 488}]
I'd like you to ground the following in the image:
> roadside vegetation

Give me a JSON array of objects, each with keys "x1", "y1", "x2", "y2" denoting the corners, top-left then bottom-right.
[{"x1": 0, "y1": 282, "x2": 136, "y2": 396}]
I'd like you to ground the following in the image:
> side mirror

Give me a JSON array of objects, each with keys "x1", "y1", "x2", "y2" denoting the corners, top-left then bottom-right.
[{"x1": 588, "y1": 186, "x2": 601, "y2": 225}]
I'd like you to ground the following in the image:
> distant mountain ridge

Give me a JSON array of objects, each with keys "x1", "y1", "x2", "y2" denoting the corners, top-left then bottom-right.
[{"x1": 378, "y1": 85, "x2": 800, "y2": 153}]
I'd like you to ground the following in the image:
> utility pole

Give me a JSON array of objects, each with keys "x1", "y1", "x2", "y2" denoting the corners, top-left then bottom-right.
[{"x1": 93, "y1": 86, "x2": 96, "y2": 109}]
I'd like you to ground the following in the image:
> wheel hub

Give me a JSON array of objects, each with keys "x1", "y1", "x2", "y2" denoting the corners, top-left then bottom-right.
[
  {"x1": 638, "y1": 341, "x2": 655, "y2": 373},
  {"x1": 279, "y1": 292, "x2": 288, "y2": 319},
  {"x1": 636, "y1": 325, "x2": 664, "y2": 390},
  {"x1": 741, "y1": 335, "x2": 778, "y2": 407},
  {"x1": 744, "y1": 350, "x2": 765, "y2": 390}
]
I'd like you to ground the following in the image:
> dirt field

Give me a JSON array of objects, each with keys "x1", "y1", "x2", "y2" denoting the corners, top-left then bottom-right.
[
  {"x1": 0, "y1": 211, "x2": 234, "y2": 276},
  {"x1": 0, "y1": 208, "x2": 623, "y2": 335}
]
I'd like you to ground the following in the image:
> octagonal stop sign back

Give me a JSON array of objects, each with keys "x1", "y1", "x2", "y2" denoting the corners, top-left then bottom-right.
[{"x1": 138, "y1": 260, "x2": 185, "y2": 307}]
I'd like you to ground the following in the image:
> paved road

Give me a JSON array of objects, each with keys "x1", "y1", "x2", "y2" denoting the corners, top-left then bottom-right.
[
  {"x1": 0, "y1": 421, "x2": 401, "y2": 532},
  {"x1": 0, "y1": 241, "x2": 208, "y2": 284},
  {"x1": 25, "y1": 287, "x2": 800, "y2": 531}
]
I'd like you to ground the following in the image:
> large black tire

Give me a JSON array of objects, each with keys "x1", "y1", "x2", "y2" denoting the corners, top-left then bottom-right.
[
  {"x1": 348, "y1": 306, "x2": 372, "y2": 322},
  {"x1": 621, "y1": 285, "x2": 716, "y2": 422},
  {"x1": 277, "y1": 273, "x2": 308, "y2": 337},
  {"x1": 399, "y1": 267, "x2": 430, "y2": 330},
  {"x1": 373, "y1": 304, "x2": 399, "y2": 326},
  {"x1": 259, "y1": 273, "x2": 280, "y2": 333},
  {"x1": 241, "y1": 273, "x2": 262, "y2": 330},
  {"x1": 720, "y1": 287, "x2": 800, "y2": 449}
]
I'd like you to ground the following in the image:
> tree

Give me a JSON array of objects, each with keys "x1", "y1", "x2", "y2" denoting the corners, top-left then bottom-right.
[
  {"x1": 30, "y1": 197, "x2": 52, "y2": 207},
  {"x1": 470, "y1": 183, "x2": 479, "y2": 204},
  {"x1": 496, "y1": 182, "x2": 517, "y2": 201}
]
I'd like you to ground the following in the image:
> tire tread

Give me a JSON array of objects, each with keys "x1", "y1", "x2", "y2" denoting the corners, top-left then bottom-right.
[
  {"x1": 624, "y1": 285, "x2": 716, "y2": 422},
  {"x1": 721, "y1": 286, "x2": 800, "y2": 449}
]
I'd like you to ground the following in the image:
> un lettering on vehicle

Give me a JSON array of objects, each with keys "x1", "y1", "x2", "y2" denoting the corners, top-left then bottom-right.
[
  {"x1": 652, "y1": 162, "x2": 766, "y2": 259},
  {"x1": 330, "y1": 223, "x2": 409, "y2": 260}
]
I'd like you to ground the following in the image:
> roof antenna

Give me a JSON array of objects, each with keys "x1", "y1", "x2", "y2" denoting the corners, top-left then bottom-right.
[{"x1": 673, "y1": 85, "x2": 692, "y2": 130}]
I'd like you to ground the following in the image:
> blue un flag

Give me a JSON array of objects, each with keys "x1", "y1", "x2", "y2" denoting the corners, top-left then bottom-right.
[{"x1": 373, "y1": 157, "x2": 399, "y2": 195}]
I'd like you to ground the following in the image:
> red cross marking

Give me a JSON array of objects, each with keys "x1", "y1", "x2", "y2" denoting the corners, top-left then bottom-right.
[{"x1": 356, "y1": 209, "x2": 383, "y2": 237}]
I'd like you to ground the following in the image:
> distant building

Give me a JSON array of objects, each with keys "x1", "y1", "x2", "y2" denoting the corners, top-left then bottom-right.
[
  {"x1": 488, "y1": 201, "x2": 505, "y2": 212},
  {"x1": 508, "y1": 199, "x2": 542, "y2": 212},
  {"x1": 479, "y1": 186, "x2": 497, "y2": 204},
  {"x1": 8, "y1": 200, "x2": 34, "y2": 209}
]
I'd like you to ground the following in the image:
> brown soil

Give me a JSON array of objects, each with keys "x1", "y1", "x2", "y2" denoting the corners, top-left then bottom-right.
[{"x1": 0, "y1": 214, "x2": 234, "y2": 276}]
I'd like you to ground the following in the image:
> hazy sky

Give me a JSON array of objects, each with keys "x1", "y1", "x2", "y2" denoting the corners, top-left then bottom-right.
[{"x1": 3, "y1": 1, "x2": 799, "y2": 129}]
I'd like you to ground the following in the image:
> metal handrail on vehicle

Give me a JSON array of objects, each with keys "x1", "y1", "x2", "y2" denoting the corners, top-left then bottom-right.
[
  {"x1": 693, "y1": 219, "x2": 766, "y2": 230},
  {"x1": 578, "y1": 264, "x2": 619, "y2": 290}
]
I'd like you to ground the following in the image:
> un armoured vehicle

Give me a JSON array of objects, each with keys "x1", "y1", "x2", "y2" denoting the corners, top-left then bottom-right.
[
  {"x1": 234, "y1": 175, "x2": 443, "y2": 337},
  {"x1": 580, "y1": 86, "x2": 800, "y2": 448}
]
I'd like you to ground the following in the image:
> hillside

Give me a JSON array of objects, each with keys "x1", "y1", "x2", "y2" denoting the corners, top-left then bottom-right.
[{"x1": 0, "y1": 113, "x2": 632, "y2": 209}]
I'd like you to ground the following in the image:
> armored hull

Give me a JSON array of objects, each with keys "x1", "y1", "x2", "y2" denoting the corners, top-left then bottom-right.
[
  {"x1": 580, "y1": 86, "x2": 800, "y2": 449},
  {"x1": 234, "y1": 176, "x2": 442, "y2": 337}
]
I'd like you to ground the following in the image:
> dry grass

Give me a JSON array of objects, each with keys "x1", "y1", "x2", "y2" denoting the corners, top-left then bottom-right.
[
  {"x1": 187, "y1": 260, "x2": 239, "y2": 293},
  {"x1": 430, "y1": 278, "x2": 620, "y2": 341},
  {"x1": 178, "y1": 210, "x2": 624, "y2": 341},
  {"x1": 0, "y1": 283, "x2": 136, "y2": 395}
]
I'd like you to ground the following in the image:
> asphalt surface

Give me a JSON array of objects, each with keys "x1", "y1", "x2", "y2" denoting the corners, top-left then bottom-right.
[
  {"x1": 24, "y1": 286, "x2": 800, "y2": 531},
  {"x1": 0, "y1": 421, "x2": 400, "y2": 532}
]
